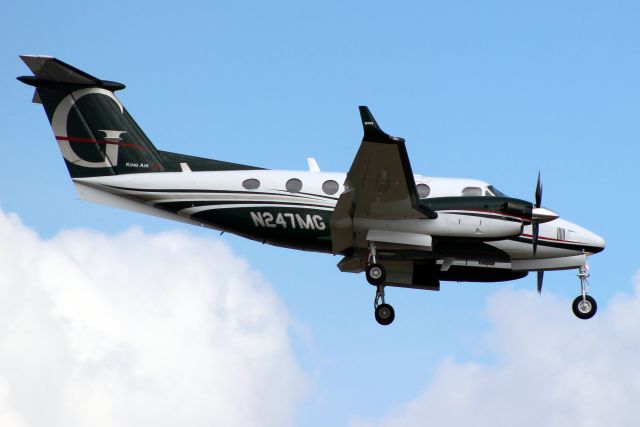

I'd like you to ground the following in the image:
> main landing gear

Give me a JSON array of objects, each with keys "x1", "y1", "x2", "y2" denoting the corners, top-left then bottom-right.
[
  {"x1": 374, "y1": 285, "x2": 395, "y2": 326},
  {"x1": 366, "y1": 242, "x2": 395, "y2": 326},
  {"x1": 572, "y1": 264, "x2": 597, "y2": 320}
]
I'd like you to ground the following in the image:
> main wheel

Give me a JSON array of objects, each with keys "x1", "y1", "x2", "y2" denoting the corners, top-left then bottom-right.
[
  {"x1": 572, "y1": 295, "x2": 597, "y2": 320},
  {"x1": 366, "y1": 263, "x2": 386, "y2": 286},
  {"x1": 375, "y1": 303, "x2": 395, "y2": 326}
]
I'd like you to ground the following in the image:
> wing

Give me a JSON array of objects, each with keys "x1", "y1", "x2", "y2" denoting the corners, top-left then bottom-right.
[{"x1": 331, "y1": 106, "x2": 437, "y2": 254}]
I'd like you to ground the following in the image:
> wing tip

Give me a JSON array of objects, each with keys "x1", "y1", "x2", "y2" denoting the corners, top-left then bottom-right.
[{"x1": 358, "y1": 105, "x2": 399, "y2": 143}]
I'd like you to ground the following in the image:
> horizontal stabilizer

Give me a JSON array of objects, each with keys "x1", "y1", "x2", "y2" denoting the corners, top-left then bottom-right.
[{"x1": 17, "y1": 55, "x2": 125, "y2": 91}]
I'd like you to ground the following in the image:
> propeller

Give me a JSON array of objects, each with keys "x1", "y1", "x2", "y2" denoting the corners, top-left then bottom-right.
[
  {"x1": 531, "y1": 173, "x2": 559, "y2": 254},
  {"x1": 533, "y1": 172, "x2": 544, "y2": 293},
  {"x1": 531, "y1": 172, "x2": 558, "y2": 294},
  {"x1": 537, "y1": 271, "x2": 544, "y2": 294},
  {"x1": 532, "y1": 172, "x2": 542, "y2": 257},
  {"x1": 535, "y1": 171, "x2": 543, "y2": 208}
]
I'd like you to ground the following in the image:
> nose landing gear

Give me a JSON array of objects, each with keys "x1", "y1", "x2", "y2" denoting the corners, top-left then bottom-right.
[{"x1": 572, "y1": 264, "x2": 597, "y2": 319}]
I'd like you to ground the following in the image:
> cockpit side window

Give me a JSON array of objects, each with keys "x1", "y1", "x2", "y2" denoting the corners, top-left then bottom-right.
[
  {"x1": 486, "y1": 185, "x2": 507, "y2": 197},
  {"x1": 461, "y1": 186, "x2": 482, "y2": 197}
]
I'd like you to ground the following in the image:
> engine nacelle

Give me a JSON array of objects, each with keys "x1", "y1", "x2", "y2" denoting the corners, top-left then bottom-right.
[
  {"x1": 434, "y1": 212, "x2": 524, "y2": 239},
  {"x1": 354, "y1": 212, "x2": 523, "y2": 241}
]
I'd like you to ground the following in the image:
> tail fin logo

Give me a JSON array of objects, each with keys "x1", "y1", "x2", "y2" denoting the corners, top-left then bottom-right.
[
  {"x1": 52, "y1": 88, "x2": 124, "y2": 169},
  {"x1": 99, "y1": 130, "x2": 127, "y2": 143}
]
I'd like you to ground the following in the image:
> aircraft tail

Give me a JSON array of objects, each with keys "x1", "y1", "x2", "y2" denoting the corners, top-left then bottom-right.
[
  {"x1": 17, "y1": 55, "x2": 169, "y2": 178},
  {"x1": 18, "y1": 56, "x2": 262, "y2": 178}
]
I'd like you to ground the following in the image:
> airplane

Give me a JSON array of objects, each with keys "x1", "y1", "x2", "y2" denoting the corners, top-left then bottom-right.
[{"x1": 17, "y1": 55, "x2": 605, "y2": 325}]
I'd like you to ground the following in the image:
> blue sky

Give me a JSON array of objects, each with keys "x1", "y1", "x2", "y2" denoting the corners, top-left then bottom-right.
[{"x1": 1, "y1": 1, "x2": 639, "y2": 426}]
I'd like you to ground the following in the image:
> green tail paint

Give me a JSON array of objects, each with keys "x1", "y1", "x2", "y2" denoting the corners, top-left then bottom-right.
[{"x1": 17, "y1": 55, "x2": 260, "y2": 178}]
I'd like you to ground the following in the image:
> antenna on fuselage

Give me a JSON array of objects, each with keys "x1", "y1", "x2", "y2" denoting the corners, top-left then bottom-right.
[{"x1": 307, "y1": 157, "x2": 320, "y2": 172}]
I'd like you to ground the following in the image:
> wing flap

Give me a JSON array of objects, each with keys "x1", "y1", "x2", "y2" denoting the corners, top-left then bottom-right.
[{"x1": 366, "y1": 229, "x2": 433, "y2": 250}]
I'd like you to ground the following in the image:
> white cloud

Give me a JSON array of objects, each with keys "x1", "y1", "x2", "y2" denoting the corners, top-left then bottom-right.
[
  {"x1": 0, "y1": 210, "x2": 306, "y2": 427},
  {"x1": 353, "y1": 272, "x2": 640, "y2": 427}
]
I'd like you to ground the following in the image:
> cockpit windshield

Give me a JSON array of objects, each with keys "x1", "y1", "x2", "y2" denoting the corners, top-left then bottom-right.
[{"x1": 486, "y1": 185, "x2": 507, "y2": 197}]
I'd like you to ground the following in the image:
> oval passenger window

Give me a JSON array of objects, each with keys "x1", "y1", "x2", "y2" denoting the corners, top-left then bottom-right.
[
  {"x1": 285, "y1": 178, "x2": 303, "y2": 193},
  {"x1": 322, "y1": 180, "x2": 340, "y2": 195},
  {"x1": 416, "y1": 183, "x2": 430, "y2": 199},
  {"x1": 242, "y1": 178, "x2": 260, "y2": 190}
]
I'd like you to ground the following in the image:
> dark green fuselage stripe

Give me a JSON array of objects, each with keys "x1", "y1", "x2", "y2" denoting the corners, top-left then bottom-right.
[{"x1": 191, "y1": 205, "x2": 334, "y2": 253}]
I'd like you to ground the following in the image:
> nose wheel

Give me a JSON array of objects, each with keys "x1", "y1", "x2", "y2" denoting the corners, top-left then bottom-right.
[
  {"x1": 572, "y1": 264, "x2": 597, "y2": 320},
  {"x1": 572, "y1": 294, "x2": 597, "y2": 319}
]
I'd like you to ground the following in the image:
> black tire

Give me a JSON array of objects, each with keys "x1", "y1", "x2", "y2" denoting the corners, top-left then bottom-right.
[
  {"x1": 375, "y1": 303, "x2": 395, "y2": 326},
  {"x1": 366, "y1": 263, "x2": 386, "y2": 286},
  {"x1": 572, "y1": 295, "x2": 597, "y2": 320}
]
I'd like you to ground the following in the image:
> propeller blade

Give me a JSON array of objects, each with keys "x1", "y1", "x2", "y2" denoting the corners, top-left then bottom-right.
[
  {"x1": 535, "y1": 171, "x2": 542, "y2": 208},
  {"x1": 537, "y1": 270, "x2": 544, "y2": 294},
  {"x1": 531, "y1": 172, "x2": 543, "y2": 257},
  {"x1": 532, "y1": 221, "x2": 539, "y2": 257}
]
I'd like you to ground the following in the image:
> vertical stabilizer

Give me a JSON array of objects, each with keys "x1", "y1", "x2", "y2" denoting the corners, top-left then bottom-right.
[{"x1": 18, "y1": 55, "x2": 167, "y2": 178}]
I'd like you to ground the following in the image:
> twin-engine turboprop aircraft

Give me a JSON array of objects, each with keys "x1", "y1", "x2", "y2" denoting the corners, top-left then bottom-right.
[{"x1": 18, "y1": 55, "x2": 605, "y2": 325}]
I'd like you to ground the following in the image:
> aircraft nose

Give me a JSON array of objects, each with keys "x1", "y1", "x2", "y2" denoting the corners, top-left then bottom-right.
[
  {"x1": 585, "y1": 230, "x2": 606, "y2": 254},
  {"x1": 555, "y1": 218, "x2": 605, "y2": 255}
]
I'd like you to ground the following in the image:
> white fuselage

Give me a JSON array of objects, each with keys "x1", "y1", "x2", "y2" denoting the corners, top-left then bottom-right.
[{"x1": 73, "y1": 168, "x2": 605, "y2": 272}]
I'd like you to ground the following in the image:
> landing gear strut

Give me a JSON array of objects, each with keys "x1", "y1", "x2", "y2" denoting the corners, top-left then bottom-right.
[
  {"x1": 367, "y1": 241, "x2": 394, "y2": 325},
  {"x1": 572, "y1": 264, "x2": 597, "y2": 320},
  {"x1": 374, "y1": 285, "x2": 395, "y2": 326}
]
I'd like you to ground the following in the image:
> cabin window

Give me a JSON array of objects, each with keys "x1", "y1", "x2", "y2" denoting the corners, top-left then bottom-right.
[
  {"x1": 322, "y1": 180, "x2": 340, "y2": 195},
  {"x1": 416, "y1": 183, "x2": 431, "y2": 199},
  {"x1": 461, "y1": 186, "x2": 482, "y2": 197},
  {"x1": 286, "y1": 178, "x2": 303, "y2": 193},
  {"x1": 242, "y1": 178, "x2": 260, "y2": 190}
]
